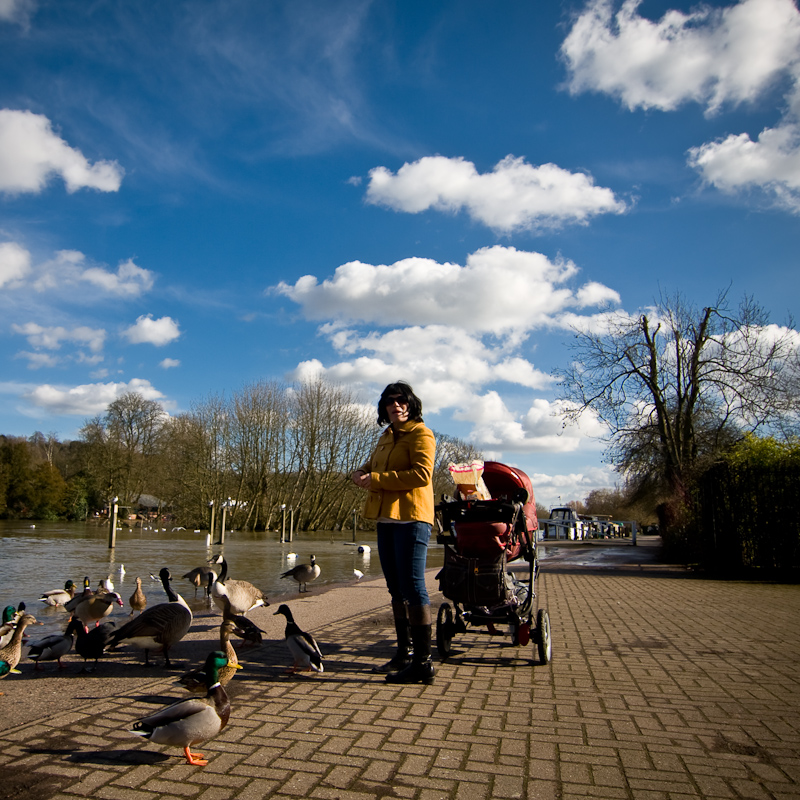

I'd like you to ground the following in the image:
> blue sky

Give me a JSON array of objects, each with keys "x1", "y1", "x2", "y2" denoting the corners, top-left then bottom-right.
[{"x1": 1, "y1": 0, "x2": 798, "y2": 506}]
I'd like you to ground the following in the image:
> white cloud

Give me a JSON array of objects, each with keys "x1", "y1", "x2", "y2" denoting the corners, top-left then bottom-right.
[
  {"x1": 365, "y1": 154, "x2": 625, "y2": 232},
  {"x1": 12, "y1": 321, "x2": 106, "y2": 352},
  {"x1": 561, "y1": 0, "x2": 800, "y2": 114},
  {"x1": 23, "y1": 378, "x2": 166, "y2": 416},
  {"x1": 0, "y1": 109, "x2": 124, "y2": 195},
  {"x1": 0, "y1": 0, "x2": 36, "y2": 27},
  {"x1": 159, "y1": 358, "x2": 181, "y2": 369},
  {"x1": 460, "y1": 393, "x2": 607, "y2": 454},
  {"x1": 688, "y1": 123, "x2": 800, "y2": 211},
  {"x1": 0, "y1": 241, "x2": 31, "y2": 287},
  {"x1": 274, "y1": 245, "x2": 620, "y2": 335},
  {"x1": 15, "y1": 351, "x2": 59, "y2": 369},
  {"x1": 79, "y1": 258, "x2": 155, "y2": 297},
  {"x1": 529, "y1": 464, "x2": 619, "y2": 508},
  {"x1": 122, "y1": 314, "x2": 181, "y2": 346}
]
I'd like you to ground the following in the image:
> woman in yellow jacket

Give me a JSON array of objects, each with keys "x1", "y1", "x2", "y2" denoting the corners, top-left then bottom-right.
[{"x1": 352, "y1": 381, "x2": 436, "y2": 684}]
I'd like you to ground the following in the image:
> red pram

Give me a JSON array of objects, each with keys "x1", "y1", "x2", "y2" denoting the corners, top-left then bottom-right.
[{"x1": 435, "y1": 461, "x2": 552, "y2": 663}]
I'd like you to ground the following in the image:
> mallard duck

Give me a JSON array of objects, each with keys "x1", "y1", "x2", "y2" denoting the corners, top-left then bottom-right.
[
  {"x1": 280, "y1": 554, "x2": 320, "y2": 593},
  {"x1": 73, "y1": 591, "x2": 124, "y2": 631},
  {"x1": 273, "y1": 603, "x2": 323, "y2": 674},
  {"x1": 0, "y1": 606, "x2": 19, "y2": 648},
  {"x1": 27, "y1": 619, "x2": 76, "y2": 669},
  {"x1": 182, "y1": 566, "x2": 217, "y2": 597},
  {"x1": 207, "y1": 555, "x2": 268, "y2": 615},
  {"x1": 130, "y1": 650, "x2": 241, "y2": 765},
  {"x1": 218, "y1": 595, "x2": 264, "y2": 647},
  {"x1": 129, "y1": 577, "x2": 147, "y2": 616},
  {"x1": 39, "y1": 580, "x2": 76, "y2": 607},
  {"x1": 0, "y1": 613, "x2": 39, "y2": 690},
  {"x1": 178, "y1": 619, "x2": 239, "y2": 693},
  {"x1": 65, "y1": 577, "x2": 93, "y2": 613},
  {"x1": 70, "y1": 617, "x2": 116, "y2": 672},
  {"x1": 107, "y1": 567, "x2": 192, "y2": 667}
]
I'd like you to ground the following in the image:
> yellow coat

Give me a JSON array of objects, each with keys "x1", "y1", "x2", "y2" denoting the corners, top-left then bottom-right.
[{"x1": 360, "y1": 421, "x2": 435, "y2": 524}]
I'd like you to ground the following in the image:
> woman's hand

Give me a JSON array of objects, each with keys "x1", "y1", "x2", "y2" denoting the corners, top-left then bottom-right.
[{"x1": 352, "y1": 469, "x2": 371, "y2": 489}]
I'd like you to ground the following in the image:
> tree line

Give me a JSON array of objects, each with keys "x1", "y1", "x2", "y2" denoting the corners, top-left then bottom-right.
[{"x1": 0, "y1": 379, "x2": 482, "y2": 531}]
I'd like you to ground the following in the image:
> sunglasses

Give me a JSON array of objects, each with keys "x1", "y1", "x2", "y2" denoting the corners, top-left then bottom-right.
[{"x1": 384, "y1": 395, "x2": 408, "y2": 407}]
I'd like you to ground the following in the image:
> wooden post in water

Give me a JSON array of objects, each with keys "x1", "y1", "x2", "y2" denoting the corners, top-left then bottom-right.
[
  {"x1": 280, "y1": 504, "x2": 286, "y2": 543},
  {"x1": 208, "y1": 501, "x2": 215, "y2": 547},
  {"x1": 220, "y1": 501, "x2": 228, "y2": 545},
  {"x1": 352, "y1": 509, "x2": 357, "y2": 542},
  {"x1": 288, "y1": 507, "x2": 294, "y2": 542},
  {"x1": 108, "y1": 497, "x2": 118, "y2": 549}
]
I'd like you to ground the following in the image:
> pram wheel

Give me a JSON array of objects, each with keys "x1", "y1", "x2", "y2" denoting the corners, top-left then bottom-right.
[
  {"x1": 436, "y1": 603, "x2": 456, "y2": 659},
  {"x1": 534, "y1": 608, "x2": 552, "y2": 664}
]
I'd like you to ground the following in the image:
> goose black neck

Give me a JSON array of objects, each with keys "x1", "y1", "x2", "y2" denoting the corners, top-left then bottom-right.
[{"x1": 161, "y1": 572, "x2": 178, "y2": 603}]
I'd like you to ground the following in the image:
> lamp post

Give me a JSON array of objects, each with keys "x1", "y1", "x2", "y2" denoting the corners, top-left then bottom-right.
[{"x1": 207, "y1": 500, "x2": 214, "y2": 548}]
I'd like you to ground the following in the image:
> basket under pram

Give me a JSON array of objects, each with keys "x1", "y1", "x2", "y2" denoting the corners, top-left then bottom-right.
[{"x1": 434, "y1": 460, "x2": 552, "y2": 663}]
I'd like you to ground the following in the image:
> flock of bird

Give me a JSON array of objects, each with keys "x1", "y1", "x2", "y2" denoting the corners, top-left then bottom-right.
[{"x1": 0, "y1": 553, "x2": 328, "y2": 766}]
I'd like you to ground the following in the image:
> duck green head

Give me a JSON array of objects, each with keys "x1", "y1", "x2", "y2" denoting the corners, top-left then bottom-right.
[
  {"x1": 204, "y1": 650, "x2": 241, "y2": 685},
  {"x1": 65, "y1": 580, "x2": 76, "y2": 591},
  {"x1": 2, "y1": 605, "x2": 15, "y2": 624}
]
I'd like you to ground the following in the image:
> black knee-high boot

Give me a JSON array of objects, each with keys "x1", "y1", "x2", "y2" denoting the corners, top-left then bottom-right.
[
  {"x1": 385, "y1": 605, "x2": 434, "y2": 685},
  {"x1": 372, "y1": 600, "x2": 413, "y2": 674}
]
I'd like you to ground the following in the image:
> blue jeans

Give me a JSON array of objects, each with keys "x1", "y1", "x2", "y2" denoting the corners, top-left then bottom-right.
[{"x1": 376, "y1": 521, "x2": 431, "y2": 606}]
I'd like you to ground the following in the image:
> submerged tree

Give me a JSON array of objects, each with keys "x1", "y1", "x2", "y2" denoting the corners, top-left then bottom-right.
[{"x1": 556, "y1": 292, "x2": 799, "y2": 545}]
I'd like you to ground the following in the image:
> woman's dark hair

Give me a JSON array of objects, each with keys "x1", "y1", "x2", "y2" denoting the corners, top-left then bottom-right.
[{"x1": 377, "y1": 381, "x2": 424, "y2": 426}]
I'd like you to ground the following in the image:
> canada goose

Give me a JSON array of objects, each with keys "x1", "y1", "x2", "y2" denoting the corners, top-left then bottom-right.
[
  {"x1": 73, "y1": 592, "x2": 124, "y2": 632},
  {"x1": 273, "y1": 604, "x2": 323, "y2": 674},
  {"x1": 207, "y1": 555, "x2": 268, "y2": 615},
  {"x1": 0, "y1": 613, "x2": 40, "y2": 690},
  {"x1": 27, "y1": 619, "x2": 76, "y2": 669},
  {"x1": 182, "y1": 566, "x2": 217, "y2": 597},
  {"x1": 107, "y1": 568, "x2": 192, "y2": 667},
  {"x1": 129, "y1": 577, "x2": 147, "y2": 616},
  {"x1": 280, "y1": 555, "x2": 320, "y2": 593},
  {"x1": 39, "y1": 580, "x2": 76, "y2": 607},
  {"x1": 178, "y1": 620, "x2": 239, "y2": 693},
  {"x1": 130, "y1": 650, "x2": 241, "y2": 766}
]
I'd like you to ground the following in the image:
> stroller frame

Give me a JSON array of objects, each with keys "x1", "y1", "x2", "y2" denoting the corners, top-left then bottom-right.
[{"x1": 434, "y1": 461, "x2": 552, "y2": 664}]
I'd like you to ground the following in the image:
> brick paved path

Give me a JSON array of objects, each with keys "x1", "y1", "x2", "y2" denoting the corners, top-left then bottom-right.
[{"x1": 1, "y1": 552, "x2": 799, "y2": 800}]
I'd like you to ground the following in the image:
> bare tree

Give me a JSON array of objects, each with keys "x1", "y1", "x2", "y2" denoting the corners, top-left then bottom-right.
[{"x1": 556, "y1": 292, "x2": 799, "y2": 512}]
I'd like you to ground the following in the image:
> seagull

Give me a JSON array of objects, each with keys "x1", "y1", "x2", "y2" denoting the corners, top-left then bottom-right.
[{"x1": 353, "y1": 569, "x2": 364, "y2": 580}]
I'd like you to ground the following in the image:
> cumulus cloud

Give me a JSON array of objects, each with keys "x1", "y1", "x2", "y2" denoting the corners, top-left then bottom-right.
[
  {"x1": 459, "y1": 393, "x2": 607, "y2": 454},
  {"x1": 159, "y1": 358, "x2": 181, "y2": 369},
  {"x1": 80, "y1": 258, "x2": 155, "y2": 296},
  {"x1": 561, "y1": 0, "x2": 800, "y2": 114},
  {"x1": 364, "y1": 155, "x2": 625, "y2": 232},
  {"x1": 0, "y1": 241, "x2": 31, "y2": 287},
  {"x1": 122, "y1": 314, "x2": 181, "y2": 346},
  {"x1": 529, "y1": 464, "x2": 619, "y2": 507},
  {"x1": 0, "y1": 109, "x2": 124, "y2": 195},
  {"x1": 23, "y1": 378, "x2": 166, "y2": 416},
  {"x1": 12, "y1": 321, "x2": 106, "y2": 352},
  {"x1": 688, "y1": 123, "x2": 800, "y2": 211},
  {"x1": 1, "y1": 245, "x2": 155, "y2": 298},
  {"x1": 274, "y1": 245, "x2": 620, "y2": 335}
]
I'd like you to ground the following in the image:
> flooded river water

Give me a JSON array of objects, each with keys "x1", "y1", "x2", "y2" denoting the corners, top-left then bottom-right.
[{"x1": 0, "y1": 520, "x2": 448, "y2": 639}]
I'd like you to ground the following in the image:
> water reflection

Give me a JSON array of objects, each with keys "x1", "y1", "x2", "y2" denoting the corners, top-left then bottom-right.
[{"x1": 0, "y1": 520, "x2": 445, "y2": 639}]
